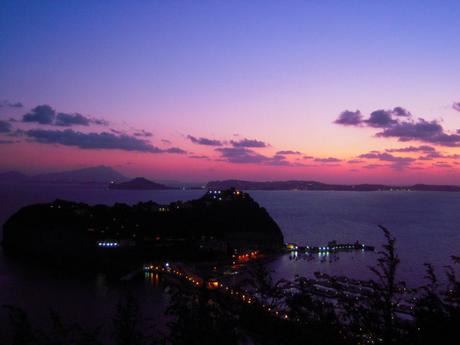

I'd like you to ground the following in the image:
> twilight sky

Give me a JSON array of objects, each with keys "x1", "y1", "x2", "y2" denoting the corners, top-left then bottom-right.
[{"x1": 1, "y1": 0, "x2": 460, "y2": 184}]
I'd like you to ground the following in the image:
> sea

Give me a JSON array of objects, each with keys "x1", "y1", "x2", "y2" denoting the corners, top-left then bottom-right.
[{"x1": 0, "y1": 182, "x2": 459, "y2": 335}]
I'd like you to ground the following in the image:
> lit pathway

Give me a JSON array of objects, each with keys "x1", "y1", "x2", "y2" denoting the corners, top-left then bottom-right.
[{"x1": 143, "y1": 263, "x2": 291, "y2": 320}]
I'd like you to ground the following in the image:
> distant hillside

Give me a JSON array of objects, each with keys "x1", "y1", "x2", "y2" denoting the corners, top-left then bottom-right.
[
  {"x1": 206, "y1": 180, "x2": 460, "y2": 192},
  {"x1": 31, "y1": 166, "x2": 127, "y2": 184},
  {"x1": 155, "y1": 180, "x2": 206, "y2": 189},
  {"x1": 0, "y1": 171, "x2": 28, "y2": 182},
  {"x1": 109, "y1": 177, "x2": 175, "y2": 190}
]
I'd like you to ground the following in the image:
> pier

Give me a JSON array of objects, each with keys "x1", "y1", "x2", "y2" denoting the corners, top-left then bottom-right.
[
  {"x1": 142, "y1": 262, "x2": 417, "y2": 317},
  {"x1": 143, "y1": 262, "x2": 291, "y2": 320},
  {"x1": 287, "y1": 240, "x2": 375, "y2": 254}
]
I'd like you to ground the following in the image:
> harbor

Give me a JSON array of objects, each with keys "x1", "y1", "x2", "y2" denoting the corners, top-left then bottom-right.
[
  {"x1": 286, "y1": 240, "x2": 375, "y2": 254},
  {"x1": 142, "y1": 259, "x2": 419, "y2": 317}
]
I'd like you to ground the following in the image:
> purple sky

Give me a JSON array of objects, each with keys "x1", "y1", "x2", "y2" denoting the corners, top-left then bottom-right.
[{"x1": 1, "y1": 1, "x2": 460, "y2": 183}]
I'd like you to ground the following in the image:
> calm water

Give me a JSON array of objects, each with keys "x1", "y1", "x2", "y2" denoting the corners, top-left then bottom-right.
[
  {"x1": 260, "y1": 190, "x2": 460, "y2": 285},
  {"x1": 1, "y1": 183, "x2": 460, "y2": 333}
]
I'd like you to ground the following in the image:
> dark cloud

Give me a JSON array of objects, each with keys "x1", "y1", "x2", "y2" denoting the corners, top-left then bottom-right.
[
  {"x1": 303, "y1": 155, "x2": 314, "y2": 159},
  {"x1": 23, "y1": 105, "x2": 55, "y2": 124},
  {"x1": 376, "y1": 118, "x2": 460, "y2": 147},
  {"x1": 377, "y1": 119, "x2": 442, "y2": 140},
  {"x1": 24, "y1": 128, "x2": 187, "y2": 154},
  {"x1": 335, "y1": 106, "x2": 460, "y2": 147},
  {"x1": 392, "y1": 107, "x2": 411, "y2": 117},
  {"x1": 269, "y1": 154, "x2": 291, "y2": 166},
  {"x1": 360, "y1": 152, "x2": 391, "y2": 160},
  {"x1": 230, "y1": 138, "x2": 267, "y2": 148},
  {"x1": 25, "y1": 129, "x2": 163, "y2": 153},
  {"x1": 189, "y1": 155, "x2": 209, "y2": 160},
  {"x1": 54, "y1": 112, "x2": 108, "y2": 127},
  {"x1": 333, "y1": 110, "x2": 363, "y2": 126},
  {"x1": 161, "y1": 139, "x2": 172, "y2": 145},
  {"x1": 314, "y1": 157, "x2": 342, "y2": 163},
  {"x1": 293, "y1": 162, "x2": 313, "y2": 167},
  {"x1": 365, "y1": 110, "x2": 398, "y2": 128},
  {"x1": 347, "y1": 159, "x2": 364, "y2": 164},
  {"x1": 387, "y1": 145, "x2": 457, "y2": 163},
  {"x1": 187, "y1": 135, "x2": 222, "y2": 146},
  {"x1": 359, "y1": 151, "x2": 415, "y2": 169},
  {"x1": 386, "y1": 145, "x2": 436, "y2": 153},
  {"x1": 133, "y1": 130, "x2": 153, "y2": 137},
  {"x1": 276, "y1": 150, "x2": 301, "y2": 155},
  {"x1": 418, "y1": 153, "x2": 441, "y2": 161},
  {"x1": 433, "y1": 162, "x2": 453, "y2": 168},
  {"x1": 22, "y1": 104, "x2": 108, "y2": 127},
  {"x1": 0, "y1": 139, "x2": 15, "y2": 144},
  {"x1": 55, "y1": 113, "x2": 91, "y2": 126},
  {"x1": 164, "y1": 147, "x2": 187, "y2": 154},
  {"x1": 216, "y1": 147, "x2": 268, "y2": 164},
  {"x1": 453, "y1": 102, "x2": 460, "y2": 112},
  {"x1": 0, "y1": 100, "x2": 23, "y2": 108},
  {"x1": 92, "y1": 118, "x2": 109, "y2": 126},
  {"x1": 334, "y1": 107, "x2": 411, "y2": 128},
  {"x1": 216, "y1": 147, "x2": 298, "y2": 166},
  {"x1": 419, "y1": 151, "x2": 460, "y2": 161},
  {"x1": 363, "y1": 164, "x2": 386, "y2": 169},
  {"x1": 0, "y1": 120, "x2": 12, "y2": 133}
]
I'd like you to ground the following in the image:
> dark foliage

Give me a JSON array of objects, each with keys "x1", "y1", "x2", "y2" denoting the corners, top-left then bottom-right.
[
  {"x1": 2, "y1": 305, "x2": 102, "y2": 345},
  {"x1": 166, "y1": 282, "x2": 243, "y2": 345}
]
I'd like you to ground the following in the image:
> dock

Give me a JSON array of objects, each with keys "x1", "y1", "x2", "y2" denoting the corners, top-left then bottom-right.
[{"x1": 286, "y1": 240, "x2": 375, "y2": 254}]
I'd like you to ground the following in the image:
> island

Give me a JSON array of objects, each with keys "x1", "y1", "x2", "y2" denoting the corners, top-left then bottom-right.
[
  {"x1": 108, "y1": 177, "x2": 176, "y2": 190},
  {"x1": 207, "y1": 179, "x2": 460, "y2": 192},
  {"x1": 2, "y1": 189, "x2": 284, "y2": 270}
]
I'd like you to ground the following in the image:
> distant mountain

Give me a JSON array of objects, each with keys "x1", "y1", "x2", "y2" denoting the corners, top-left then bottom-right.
[
  {"x1": 0, "y1": 171, "x2": 28, "y2": 182},
  {"x1": 409, "y1": 184, "x2": 460, "y2": 192},
  {"x1": 109, "y1": 177, "x2": 175, "y2": 190},
  {"x1": 31, "y1": 166, "x2": 127, "y2": 184},
  {"x1": 206, "y1": 180, "x2": 460, "y2": 192},
  {"x1": 155, "y1": 179, "x2": 206, "y2": 189}
]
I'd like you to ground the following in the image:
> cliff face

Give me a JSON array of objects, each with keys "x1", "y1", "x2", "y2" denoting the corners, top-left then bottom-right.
[
  {"x1": 197, "y1": 189, "x2": 284, "y2": 251},
  {"x1": 2, "y1": 189, "x2": 284, "y2": 262}
]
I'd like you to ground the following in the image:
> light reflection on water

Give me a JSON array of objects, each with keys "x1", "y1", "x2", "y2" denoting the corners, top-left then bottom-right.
[
  {"x1": 145, "y1": 271, "x2": 161, "y2": 288},
  {"x1": 269, "y1": 250, "x2": 379, "y2": 285}
]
